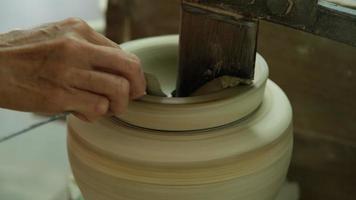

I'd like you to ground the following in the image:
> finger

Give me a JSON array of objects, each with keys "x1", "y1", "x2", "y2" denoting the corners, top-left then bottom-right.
[
  {"x1": 61, "y1": 88, "x2": 110, "y2": 122},
  {"x1": 86, "y1": 31, "x2": 120, "y2": 48},
  {"x1": 84, "y1": 43, "x2": 146, "y2": 99},
  {"x1": 66, "y1": 69, "x2": 130, "y2": 115}
]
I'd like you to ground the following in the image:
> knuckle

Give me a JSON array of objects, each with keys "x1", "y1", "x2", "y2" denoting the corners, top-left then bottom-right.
[
  {"x1": 62, "y1": 17, "x2": 93, "y2": 35},
  {"x1": 126, "y1": 60, "x2": 142, "y2": 77},
  {"x1": 75, "y1": 23, "x2": 91, "y2": 33},
  {"x1": 132, "y1": 58, "x2": 142, "y2": 70},
  {"x1": 55, "y1": 36, "x2": 82, "y2": 53},
  {"x1": 70, "y1": 19, "x2": 91, "y2": 32},
  {"x1": 64, "y1": 17, "x2": 86, "y2": 26},
  {"x1": 130, "y1": 54, "x2": 141, "y2": 64},
  {"x1": 116, "y1": 78, "x2": 130, "y2": 96}
]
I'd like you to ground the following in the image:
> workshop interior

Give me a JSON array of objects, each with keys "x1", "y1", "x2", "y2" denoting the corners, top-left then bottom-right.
[{"x1": 0, "y1": 0, "x2": 355, "y2": 200}]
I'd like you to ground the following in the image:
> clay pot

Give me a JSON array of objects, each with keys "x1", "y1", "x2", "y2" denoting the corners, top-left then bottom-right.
[{"x1": 67, "y1": 35, "x2": 293, "y2": 200}]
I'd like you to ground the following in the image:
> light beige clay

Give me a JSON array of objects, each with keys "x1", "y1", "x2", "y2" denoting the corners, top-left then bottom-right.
[{"x1": 67, "y1": 35, "x2": 293, "y2": 200}]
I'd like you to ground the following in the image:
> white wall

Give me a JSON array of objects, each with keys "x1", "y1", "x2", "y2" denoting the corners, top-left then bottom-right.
[{"x1": 0, "y1": 0, "x2": 106, "y2": 32}]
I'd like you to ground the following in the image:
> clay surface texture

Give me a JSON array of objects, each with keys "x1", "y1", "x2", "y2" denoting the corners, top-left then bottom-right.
[{"x1": 67, "y1": 35, "x2": 293, "y2": 200}]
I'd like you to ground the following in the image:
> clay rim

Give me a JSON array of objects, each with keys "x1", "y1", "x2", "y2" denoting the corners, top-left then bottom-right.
[{"x1": 120, "y1": 35, "x2": 269, "y2": 105}]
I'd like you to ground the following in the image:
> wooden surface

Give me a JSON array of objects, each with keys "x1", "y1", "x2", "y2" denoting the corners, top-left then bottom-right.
[
  {"x1": 289, "y1": 131, "x2": 356, "y2": 200},
  {"x1": 105, "y1": 0, "x2": 129, "y2": 44},
  {"x1": 258, "y1": 20, "x2": 356, "y2": 200},
  {"x1": 177, "y1": 2, "x2": 258, "y2": 96},
  {"x1": 105, "y1": 0, "x2": 180, "y2": 44},
  {"x1": 258, "y1": 21, "x2": 356, "y2": 142}
]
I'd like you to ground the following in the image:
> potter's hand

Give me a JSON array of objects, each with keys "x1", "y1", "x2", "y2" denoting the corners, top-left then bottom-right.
[{"x1": 0, "y1": 18, "x2": 146, "y2": 121}]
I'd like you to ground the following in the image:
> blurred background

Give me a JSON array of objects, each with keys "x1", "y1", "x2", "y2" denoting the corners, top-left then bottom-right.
[{"x1": 0, "y1": 0, "x2": 355, "y2": 200}]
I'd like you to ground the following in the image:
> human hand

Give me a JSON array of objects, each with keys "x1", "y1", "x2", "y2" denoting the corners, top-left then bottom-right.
[{"x1": 0, "y1": 18, "x2": 146, "y2": 122}]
